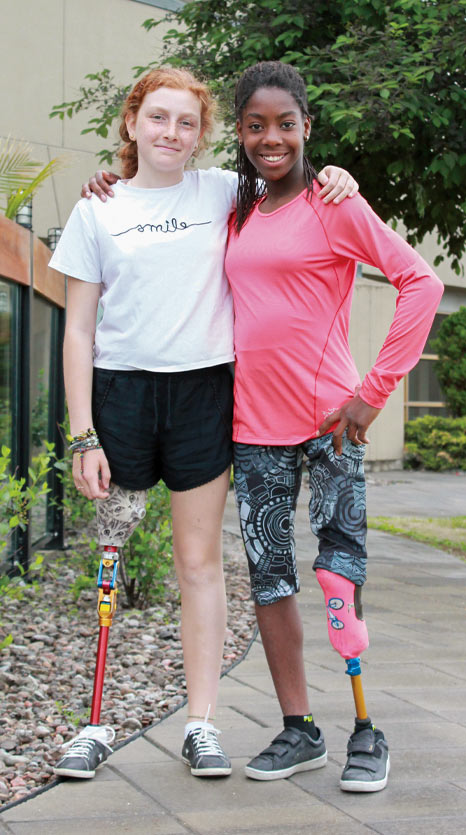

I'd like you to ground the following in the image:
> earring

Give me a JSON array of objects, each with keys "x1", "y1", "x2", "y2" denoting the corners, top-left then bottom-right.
[{"x1": 129, "y1": 134, "x2": 135, "y2": 141}]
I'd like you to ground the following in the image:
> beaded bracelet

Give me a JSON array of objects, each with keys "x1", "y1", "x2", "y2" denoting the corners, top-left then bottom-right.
[
  {"x1": 69, "y1": 427, "x2": 97, "y2": 445},
  {"x1": 72, "y1": 441, "x2": 102, "y2": 454},
  {"x1": 69, "y1": 427, "x2": 101, "y2": 453}
]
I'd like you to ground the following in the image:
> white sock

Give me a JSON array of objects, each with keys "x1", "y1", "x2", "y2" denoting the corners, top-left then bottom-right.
[{"x1": 184, "y1": 720, "x2": 214, "y2": 739}]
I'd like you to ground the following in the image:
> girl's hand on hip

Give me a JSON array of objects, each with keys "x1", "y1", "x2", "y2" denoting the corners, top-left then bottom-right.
[
  {"x1": 72, "y1": 449, "x2": 111, "y2": 500},
  {"x1": 317, "y1": 166, "x2": 359, "y2": 204},
  {"x1": 318, "y1": 391, "x2": 381, "y2": 456},
  {"x1": 81, "y1": 170, "x2": 120, "y2": 202}
]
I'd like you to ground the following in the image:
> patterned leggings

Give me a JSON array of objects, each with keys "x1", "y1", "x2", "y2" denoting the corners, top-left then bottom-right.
[{"x1": 233, "y1": 433, "x2": 367, "y2": 606}]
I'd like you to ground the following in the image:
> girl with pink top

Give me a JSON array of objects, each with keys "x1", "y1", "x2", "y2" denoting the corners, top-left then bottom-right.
[{"x1": 225, "y1": 61, "x2": 443, "y2": 791}]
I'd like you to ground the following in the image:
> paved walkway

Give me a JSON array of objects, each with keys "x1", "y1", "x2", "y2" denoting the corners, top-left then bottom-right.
[{"x1": 1, "y1": 471, "x2": 466, "y2": 834}]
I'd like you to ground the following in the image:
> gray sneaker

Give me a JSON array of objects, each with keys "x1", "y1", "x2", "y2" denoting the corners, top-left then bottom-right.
[
  {"x1": 245, "y1": 726, "x2": 327, "y2": 781},
  {"x1": 54, "y1": 724, "x2": 115, "y2": 779},
  {"x1": 340, "y1": 725, "x2": 390, "y2": 792},
  {"x1": 182, "y1": 726, "x2": 232, "y2": 777}
]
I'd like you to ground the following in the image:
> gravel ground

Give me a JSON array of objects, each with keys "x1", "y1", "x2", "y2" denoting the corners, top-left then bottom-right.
[{"x1": 0, "y1": 530, "x2": 256, "y2": 807}]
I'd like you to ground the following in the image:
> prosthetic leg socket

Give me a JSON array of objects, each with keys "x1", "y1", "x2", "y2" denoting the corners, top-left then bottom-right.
[{"x1": 316, "y1": 569, "x2": 369, "y2": 660}]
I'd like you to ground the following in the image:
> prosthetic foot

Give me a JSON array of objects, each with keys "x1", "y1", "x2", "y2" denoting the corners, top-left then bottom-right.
[
  {"x1": 54, "y1": 485, "x2": 147, "y2": 779},
  {"x1": 316, "y1": 569, "x2": 389, "y2": 792}
]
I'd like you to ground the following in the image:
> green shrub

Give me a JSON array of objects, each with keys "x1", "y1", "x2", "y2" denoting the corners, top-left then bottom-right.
[
  {"x1": 55, "y1": 452, "x2": 96, "y2": 527},
  {"x1": 1, "y1": 433, "x2": 173, "y2": 610},
  {"x1": 31, "y1": 369, "x2": 49, "y2": 449},
  {"x1": 62, "y1": 474, "x2": 174, "y2": 610},
  {"x1": 431, "y1": 307, "x2": 466, "y2": 417},
  {"x1": 0, "y1": 443, "x2": 53, "y2": 649},
  {"x1": 0, "y1": 444, "x2": 53, "y2": 567},
  {"x1": 118, "y1": 483, "x2": 173, "y2": 609},
  {"x1": 404, "y1": 415, "x2": 466, "y2": 471}
]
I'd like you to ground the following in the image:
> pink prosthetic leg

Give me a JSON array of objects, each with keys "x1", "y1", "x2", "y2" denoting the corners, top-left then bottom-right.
[
  {"x1": 316, "y1": 570, "x2": 390, "y2": 791},
  {"x1": 316, "y1": 569, "x2": 369, "y2": 719}
]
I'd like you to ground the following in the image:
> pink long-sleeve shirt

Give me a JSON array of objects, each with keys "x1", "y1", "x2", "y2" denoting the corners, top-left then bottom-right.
[{"x1": 224, "y1": 184, "x2": 444, "y2": 445}]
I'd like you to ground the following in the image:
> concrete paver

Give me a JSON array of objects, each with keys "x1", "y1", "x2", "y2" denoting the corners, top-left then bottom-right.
[{"x1": 1, "y1": 471, "x2": 465, "y2": 833}]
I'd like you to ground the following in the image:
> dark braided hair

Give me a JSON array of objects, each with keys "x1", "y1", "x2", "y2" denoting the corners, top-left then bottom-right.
[{"x1": 234, "y1": 61, "x2": 318, "y2": 234}]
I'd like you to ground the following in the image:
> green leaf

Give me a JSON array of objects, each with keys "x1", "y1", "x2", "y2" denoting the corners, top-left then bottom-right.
[
  {"x1": 0, "y1": 634, "x2": 13, "y2": 651},
  {"x1": 4, "y1": 156, "x2": 66, "y2": 219}
]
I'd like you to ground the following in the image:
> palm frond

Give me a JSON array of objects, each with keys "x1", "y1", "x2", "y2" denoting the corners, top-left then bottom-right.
[
  {"x1": 0, "y1": 135, "x2": 67, "y2": 218},
  {"x1": 0, "y1": 136, "x2": 42, "y2": 197},
  {"x1": 5, "y1": 157, "x2": 66, "y2": 219}
]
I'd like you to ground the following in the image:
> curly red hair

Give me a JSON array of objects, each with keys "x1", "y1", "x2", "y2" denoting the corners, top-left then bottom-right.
[{"x1": 119, "y1": 67, "x2": 216, "y2": 179}]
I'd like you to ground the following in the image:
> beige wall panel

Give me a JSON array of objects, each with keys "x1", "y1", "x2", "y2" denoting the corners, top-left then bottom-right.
[
  {"x1": 1, "y1": 0, "x2": 179, "y2": 237},
  {"x1": 349, "y1": 279, "x2": 404, "y2": 466},
  {"x1": 48, "y1": 149, "x2": 105, "y2": 227},
  {"x1": 0, "y1": 0, "x2": 64, "y2": 147},
  {"x1": 62, "y1": 0, "x2": 170, "y2": 150}
]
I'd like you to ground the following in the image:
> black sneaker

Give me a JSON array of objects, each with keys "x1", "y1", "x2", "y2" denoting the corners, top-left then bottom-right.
[
  {"x1": 182, "y1": 725, "x2": 232, "y2": 777},
  {"x1": 340, "y1": 724, "x2": 390, "y2": 792},
  {"x1": 244, "y1": 726, "x2": 327, "y2": 781},
  {"x1": 53, "y1": 724, "x2": 115, "y2": 779}
]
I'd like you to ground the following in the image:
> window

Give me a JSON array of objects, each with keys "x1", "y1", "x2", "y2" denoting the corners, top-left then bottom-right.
[
  {"x1": 0, "y1": 278, "x2": 14, "y2": 450},
  {"x1": 130, "y1": 0, "x2": 185, "y2": 11},
  {"x1": 30, "y1": 294, "x2": 53, "y2": 544},
  {"x1": 405, "y1": 313, "x2": 448, "y2": 420}
]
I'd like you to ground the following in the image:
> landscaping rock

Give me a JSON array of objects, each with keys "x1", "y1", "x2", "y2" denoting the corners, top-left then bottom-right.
[{"x1": 0, "y1": 530, "x2": 255, "y2": 807}]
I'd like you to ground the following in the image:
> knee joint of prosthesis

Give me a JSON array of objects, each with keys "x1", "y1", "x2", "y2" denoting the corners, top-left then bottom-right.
[
  {"x1": 96, "y1": 483, "x2": 148, "y2": 547},
  {"x1": 316, "y1": 569, "x2": 369, "y2": 660},
  {"x1": 94, "y1": 485, "x2": 147, "y2": 627}
]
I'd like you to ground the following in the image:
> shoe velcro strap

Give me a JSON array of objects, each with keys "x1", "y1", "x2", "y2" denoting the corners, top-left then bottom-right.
[
  {"x1": 263, "y1": 728, "x2": 301, "y2": 755},
  {"x1": 345, "y1": 752, "x2": 381, "y2": 773},
  {"x1": 347, "y1": 729, "x2": 377, "y2": 756}
]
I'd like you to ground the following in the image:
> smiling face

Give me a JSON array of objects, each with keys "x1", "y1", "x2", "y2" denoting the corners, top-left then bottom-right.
[
  {"x1": 125, "y1": 87, "x2": 203, "y2": 187},
  {"x1": 236, "y1": 86, "x2": 310, "y2": 192}
]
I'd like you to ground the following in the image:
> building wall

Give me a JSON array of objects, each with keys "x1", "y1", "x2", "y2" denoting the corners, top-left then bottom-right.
[
  {"x1": 0, "y1": 0, "x2": 179, "y2": 238},
  {"x1": 2, "y1": 1, "x2": 462, "y2": 467},
  {"x1": 361, "y1": 224, "x2": 465, "y2": 428},
  {"x1": 349, "y1": 278, "x2": 404, "y2": 468}
]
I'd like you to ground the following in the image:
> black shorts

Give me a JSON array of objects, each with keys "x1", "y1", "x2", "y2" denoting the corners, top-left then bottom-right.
[{"x1": 92, "y1": 364, "x2": 233, "y2": 492}]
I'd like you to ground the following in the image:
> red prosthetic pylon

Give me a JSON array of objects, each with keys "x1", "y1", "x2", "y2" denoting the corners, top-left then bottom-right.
[{"x1": 90, "y1": 545, "x2": 119, "y2": 726}]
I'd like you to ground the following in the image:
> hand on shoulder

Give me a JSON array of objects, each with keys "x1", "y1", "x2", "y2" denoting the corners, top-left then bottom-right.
[
  {"x1": 316, "y1": 166, "x2": 359, "y2": 205},
  {"x1": 81, "y1": 170, "x2": 121, "y2": 202}
]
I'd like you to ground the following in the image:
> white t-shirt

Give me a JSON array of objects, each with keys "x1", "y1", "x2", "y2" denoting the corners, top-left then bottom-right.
[{"x1": 49, "y1": 168, "x2": 237, "y2": 371}]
